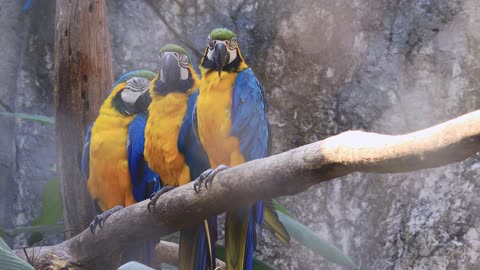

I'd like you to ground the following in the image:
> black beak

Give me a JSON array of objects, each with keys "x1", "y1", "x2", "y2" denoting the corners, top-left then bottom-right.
[
  {"x1": 135, "y1": 90, "x2": 152, "y2": 111},
  {"x1": 213, "y1": 43, "x2": 228, "y2": 77},
  {"x1": 160, "y1": 53, "x2": 180, "y2": 84}
]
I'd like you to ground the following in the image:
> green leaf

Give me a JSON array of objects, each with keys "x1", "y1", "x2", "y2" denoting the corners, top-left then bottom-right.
[
  {"x1": 27, "y1": 232, "x2": 43, "y2": 247},
  {"x1": 31, "y1": 179, "x2": 62, "y2": 226},
  {"x1": 0, "y1": 225, "x2": 64, "y2": 238},
  {"x1": 216, "y1": 245, "x2": 278, "y2": 270},
  {"x1": 0, "y1": 237, "x2": 34, "y2": 270},
  {"x1": 0, "y1": 112, "x2": 54, "y2": 124},
  {"x1": 272, "y1": 199, "x2": 295, "y2": 219},
  {"x1": 277, "y1": 211, "x2": 358, "y2": 269}
]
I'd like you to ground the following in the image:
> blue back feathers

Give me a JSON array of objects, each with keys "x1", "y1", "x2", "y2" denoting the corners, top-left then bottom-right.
[
  {"x1": 127, "y1": 113, "x2": 161, "y2": 201},
  {"x1": 81, "y1": 122, "x2": 94, "y2": 181},
  {"x1": 230, "y1": 68, "x2": 269, "y2": 161},
  {"x1": 178, "y1": 90, "x2": 211, "y2": 179},
  {"x1": 178, "y1": 90, "x2": 216, "y2": 270},
  {"x1": 230, "y1": 68, "x2": 268, "y2": 256}
]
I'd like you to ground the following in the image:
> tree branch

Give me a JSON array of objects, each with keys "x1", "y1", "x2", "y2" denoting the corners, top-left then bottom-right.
[
  {"x1": 151, "y1": 241, "x2": 225, "y2": 269},
  {"x1": 16, "y1": 110, "x2": 480, "y2": 269}
]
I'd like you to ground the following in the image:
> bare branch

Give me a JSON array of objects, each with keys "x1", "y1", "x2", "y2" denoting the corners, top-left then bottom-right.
[
  {"x1": 15, "y1": 110, "x2": 480, "y2": 269},
  {"x1": 144, "y1": 0, "x2": 203, "y2": 58},
  {"x1": 151, "y1": 241, "x2": 225, "y2": 269}
]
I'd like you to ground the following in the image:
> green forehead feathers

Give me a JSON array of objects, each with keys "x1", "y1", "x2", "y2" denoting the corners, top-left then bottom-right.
[
  {"x1": 209, "y1": 28, "x2": 236, "y2": 40},
  {"x1": 160, "y1": 44, "x2": 190, "y2": 59}
]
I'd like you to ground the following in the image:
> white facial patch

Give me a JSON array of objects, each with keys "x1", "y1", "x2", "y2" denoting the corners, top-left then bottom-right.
[
  {"x1": 160, "y1": 52, "x2": 190, "y2": 81},
  {"x1": 207, "y1": 38, "x2": 238, "y2": 64},
  {"x1": 121, "y1": 76, "x2": 150, "y2": 105}
]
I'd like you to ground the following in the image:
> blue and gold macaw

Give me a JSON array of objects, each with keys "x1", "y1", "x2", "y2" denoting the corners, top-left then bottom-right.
[
  {"x1": 195, "y1": 28, "x2": 289, "y2": 270},
  {"x1": 81, "y1": 70, "x2": 161, "y2": 265},
  {"x1": 144, "y1": 44, "x2": 216, "y2": 270},
  {"x1": 82, "y1": 70, "x2": 160, "y2": 217}
]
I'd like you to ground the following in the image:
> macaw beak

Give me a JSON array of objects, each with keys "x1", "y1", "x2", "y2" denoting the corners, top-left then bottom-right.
[
  {"x1": 213, "y1": 43, "x2": 228, "y2": 77},
  {"x1": 135, "y1": 90, "x2": 152, "y2": 111},
  {"x1": 160, "y1": 53, "x2": 180, "y2": 84}
]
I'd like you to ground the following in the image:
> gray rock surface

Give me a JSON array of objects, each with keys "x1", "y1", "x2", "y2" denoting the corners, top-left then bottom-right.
[
  {"x1": 2, "y1": 0, "x2": 480, "y2": 269},
  {"x1": 0, "y1": 0, "x2": 56, "y2": 247}
]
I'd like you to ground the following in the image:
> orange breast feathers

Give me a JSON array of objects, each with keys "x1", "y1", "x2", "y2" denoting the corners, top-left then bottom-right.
[
  {"x1": 197, "y1": 71, "x2": 246, "y2": 168},
  {"x1": 144, "y1": 92, "x2": 191, "y2": 187},
  {"x1": 87, "y1": 83, "x2": 136, "y2": 211}
]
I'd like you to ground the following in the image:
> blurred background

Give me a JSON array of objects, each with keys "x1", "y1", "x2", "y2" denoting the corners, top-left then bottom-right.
[{"x1": 1, "y1": 0, "x2": 480, "y2": 269}]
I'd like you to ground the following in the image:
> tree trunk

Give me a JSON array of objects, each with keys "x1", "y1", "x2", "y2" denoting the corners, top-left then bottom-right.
[{"x1": 54, "y1": 0, "x2": 113, "y2": 238}]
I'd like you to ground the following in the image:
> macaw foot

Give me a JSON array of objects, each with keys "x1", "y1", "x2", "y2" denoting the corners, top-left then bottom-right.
[
  {"x1": 193, "y1": 164, "x2": 230, "y2": 193},
  {"x1": 147, "y1": 185, "x2": 175, "y2": 212},
  {"x1": 89, "y1": 205, "x2": 123, "y2": 234}
]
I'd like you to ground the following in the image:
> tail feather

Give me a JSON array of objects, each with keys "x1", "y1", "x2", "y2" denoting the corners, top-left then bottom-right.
[
  {"x1": 179, "y1": 216, "x2": 217, "y2": 270},
  {"x1": 225, "y1": 203, "x2": 261, "y2": 270},
  {"x1": 263, "y1": 200, "x2": 290, "y2": 245}
]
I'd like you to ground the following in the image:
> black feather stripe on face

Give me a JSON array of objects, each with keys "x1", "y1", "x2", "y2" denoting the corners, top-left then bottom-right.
[
  {"x1": 112, "y1": 90, "x2": 148, "y2": 116},
  {"x1": 153, "y1": 71, "x2": 194, "y2": 96},
  {"x1": 201, "y1": 48, "x2": 242, "y2": 73}
]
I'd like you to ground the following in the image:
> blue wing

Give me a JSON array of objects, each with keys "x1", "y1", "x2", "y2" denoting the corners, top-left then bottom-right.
[
  {"x1": 230, "y1": 68, "x2": 269, "y2": 161},
  {"x1": 230, "y1": 68, "x2": 268, "y2": 234},
  {"x1": 178, "y1": 90, "x2": 211, "y2": 180},
  {"x1": 127, "y1": 113, "x2": 161, "y2": 202},
  {"x1": 178, "y1": 91, "x2": 216, "y2": 270},
  {"x1": 23, "y1": 0, "x2": 33, "y2": 12},
  {"x1": 81, "y1": 122, "x2": 94, "y2": 181}
]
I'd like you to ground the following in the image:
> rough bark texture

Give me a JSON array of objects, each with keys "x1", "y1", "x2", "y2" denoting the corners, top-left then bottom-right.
[
  {"x1": 13, "y1": 110, "x2": 480, "y2": 269},
  {"x1": 54, "y1": 0, "x2": 113, "y2": 237}
]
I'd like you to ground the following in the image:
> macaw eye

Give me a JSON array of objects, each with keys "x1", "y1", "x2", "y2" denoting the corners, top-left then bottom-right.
[
  {"x1": 208, "y1": 35, "x2": 214, "y2": 49},
  {"x1": 229, "y1": 37, "x2": 237, "y2": 50},
  {"x1": 179, "y1": 54, "x2": 189, "y2": 67}
]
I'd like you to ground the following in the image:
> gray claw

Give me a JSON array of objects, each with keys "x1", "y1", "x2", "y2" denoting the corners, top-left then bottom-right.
[
  {"x1": 89, "y1": 205, "x2": 123, "y2": 234},
  {"x1": 147, "y1": 186, "x2": 175, "y2": 212},
  {"x1": 193, "y1": 164, "x2": 230, "y2": 192}
]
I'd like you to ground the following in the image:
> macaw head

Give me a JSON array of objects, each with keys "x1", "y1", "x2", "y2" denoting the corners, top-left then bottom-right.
[
  {"x1": 200, "y1": 28, "x2": 246, "y2": 77},
  {"x1": 152, "y1": 44, "x2": 199, "y2": 96},
  {"x1": 110, "y1": 70, "x2": 157, "y2": 116}
]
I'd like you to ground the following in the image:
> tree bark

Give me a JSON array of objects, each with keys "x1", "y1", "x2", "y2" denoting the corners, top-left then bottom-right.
[
  {"x1": 54, "y1": 0, "x2": 113, "y2": 238},
  {"x1": 14, "y1": 110, "x2": 480, "y2": 270}
]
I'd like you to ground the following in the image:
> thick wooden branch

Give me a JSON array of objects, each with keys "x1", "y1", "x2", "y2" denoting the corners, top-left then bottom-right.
[
  {"x1": 17, "y1": 110, "x2": 480, "y2": 269},
  {"x1": 151, "y1": 241, "x2": 225, "y2": 269}
]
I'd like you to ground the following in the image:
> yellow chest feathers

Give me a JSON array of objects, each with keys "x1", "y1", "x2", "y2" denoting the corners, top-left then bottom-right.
[
  {"x1": 197, "y1": 71, "x2": 245, "y2": 167},
  {"x1": 145, "y1": 93, "x2": 191, "y2": 186},
  {"x1": 87, "y1": 108, "x2": 136, "y2": 211}
]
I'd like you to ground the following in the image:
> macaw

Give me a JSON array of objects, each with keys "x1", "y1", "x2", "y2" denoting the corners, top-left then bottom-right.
[
  {"x1": 82, "y1": 69, "x2": 160, "y2": 215},
  {"x1": 81, "y1": 70, "x2": 161, "y2": 264},
  {"x1": 144, "y1": 44, "x2": 216, "y2": 270},
  {"x1": 195, "y1": 28, "x2": 290, "y2": 270}
]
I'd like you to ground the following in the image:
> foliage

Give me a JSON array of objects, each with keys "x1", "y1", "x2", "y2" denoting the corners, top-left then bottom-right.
[
  {"x1": 0, "y1": 179, "x2": 63, "y2": 245},
  {"x1": 0, "y1": 237, "x2": 34, "y2": 270},
  {"x1": 0, "y1": 112, "x2": 54, "y2": 124},
  {"x1": 31, "y1": 179, "x2": 62, "y2": 227},
  {"x1": 276, "y1": 210, "x2": 359, "y2": 269}
]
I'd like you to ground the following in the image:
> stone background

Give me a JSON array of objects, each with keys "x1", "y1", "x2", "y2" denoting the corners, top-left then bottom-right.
[{"x1": 1, "y1": 0, "x2": 480, "y2": 269}]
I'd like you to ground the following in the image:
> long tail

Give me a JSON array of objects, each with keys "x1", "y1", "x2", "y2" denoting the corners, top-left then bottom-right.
[
  {"x1": 263, "y1": 200, "x2": 290, "y2": 245},
  {"x1": 178, "y1": 216, "x2": 217, "y2": 270},
  {"x1": 225, "y1": 201, "x2": 263, "y2": 270}
]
